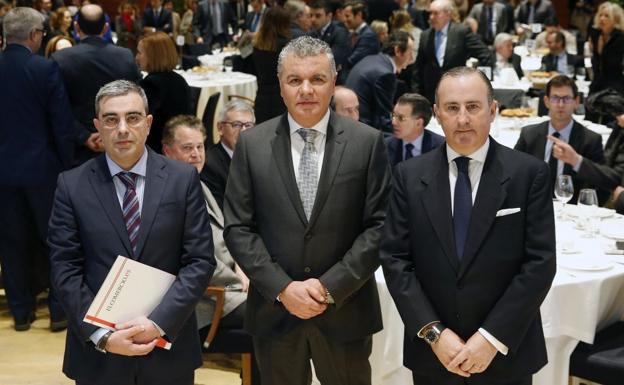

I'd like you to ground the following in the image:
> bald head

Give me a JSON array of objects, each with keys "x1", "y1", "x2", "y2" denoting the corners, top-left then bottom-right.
[
  {"x1": 77, "y1": 4, "x2": 106, "y2": 36},
  {"x1": 332, "y1": 86, "x2": 360, "y2": 121}
]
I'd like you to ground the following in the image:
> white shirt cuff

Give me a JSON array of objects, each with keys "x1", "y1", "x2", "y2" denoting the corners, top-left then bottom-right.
[
  {"x1": 573, "y1": 156, "x2": 583, "y2": 172},
  {"x1": 89, "y1": 327, "x2": 110, "y2": 345},
  {"x1": 478, "y1": 327, "x2": 508, "y2": 355}
]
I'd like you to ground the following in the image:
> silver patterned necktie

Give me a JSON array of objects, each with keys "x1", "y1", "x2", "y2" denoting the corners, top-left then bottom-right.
[{"x1": 297, "y1": 128, "x2": 319, "y2": 219}]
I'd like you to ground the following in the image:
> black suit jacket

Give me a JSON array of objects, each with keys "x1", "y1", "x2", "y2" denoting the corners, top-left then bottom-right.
[
  {"x1": 48, "y1": 150, "x2": 216, "y2": 384},
  {"x1": 345, "y1": 53, "x2": 396, "y2": 133},
  {"x1": 0, "y1": 44, "x2": 74, "y2": 186},
  {"x1": 193, "y1": 0, "x2": 236, "y2": 44},
  {"x1": 243, "y1": 9, "x2": 265, "y2": 32},
  {"x1": 380, "y1": 140, "x2": 556, "y2": 382},
  {"x1": 413, "y1": 22, "x2": 493, "y2": 103},
  {"x1": 468, "y1": 2, "x2": 514, "y2": 45},
  {"x1": 346, "y1": 24, "x2": 380, "y2": 69},
  {"x1": 317, "y1": 21, "x2": 351, "y2": 78},
  {"x1": 223, "y1": 112, "x2": 391, "y2": 341},
  {"x1": 140, "y1": 71, "x2": 193, "y2": 153},
  {"x1": 494, "y1": 52, "x2": 524, "y2": 80},
  {"x1": 576, "y1": 121, "x2": 624, "y2": 191},
  {"x1": 142, "y1": 7, "x2": 173, "y2": 33},
  {"x1": 515, "y1": 0, "x2": 555, "y2": 25},
  {"x1": 541, "y1": 52, "x2": 584, "y2": 73},
  {"x1": 514, "y1": 120, "x2": 606, "y2": 203},
  {"x1": 200, "y1": 141, "x2": 231, "y2": 209},
  {"x1": 385, "y1": 129, "x2": 445, "y2": 167},
  {"x1": 51, "y1": 37, "x2": 141, "y2": 163}
]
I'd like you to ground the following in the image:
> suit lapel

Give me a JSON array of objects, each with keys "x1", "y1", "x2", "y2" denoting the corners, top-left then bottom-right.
[
  {"x1": 134, "y1": 151, "x2": 168, "y2": 258},
  {"x1": 423, "y1": 147, "x2": 459, "y2": 272},
  {"x1": 536, "y1": 122, "x2": 549, "y2": 160},
  {"x1": 442, "y1": 23, "x2": 456, "y2": 69},
  {"x1": 202, "y1": 181, "x2": 224, "y2": 227},
  {"x1": 422, "y1": 130, "x2": 432, "y2": 154},
  {"x1": 89, "y1": 156, "x2": 133, "y2": 257},
  {"x1": 271, "y1": 115, "x2": 308, "y2": 225},
  {"x1": 458, "y1": 141, "x2": 509, "y2": 279}
]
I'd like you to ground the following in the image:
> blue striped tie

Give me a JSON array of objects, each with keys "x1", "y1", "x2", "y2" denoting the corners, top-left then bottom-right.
[{"x1": 118, "y1": 172, "x2": 141, "y2": 253}]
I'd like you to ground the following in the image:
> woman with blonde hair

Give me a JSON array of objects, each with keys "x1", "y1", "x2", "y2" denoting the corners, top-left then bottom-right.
[
  {"x1": 390, "y1": 10, "x2": 421, "y2": 60},
  {"x1": 136, "y1": 32, "x2": 193, "y2": 152},
  {"x1": 588, "y1": 2, "x2": 624, "y2": 97},
  {"x1": 49, "y1": 6, "x2": 72, "y2": 37}
]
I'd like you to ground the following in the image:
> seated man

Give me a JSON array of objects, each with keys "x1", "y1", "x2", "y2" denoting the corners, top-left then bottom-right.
[
  {"x1": 493, "y1": 32, "x2": 523, "y2": 80},
  {"x1": 386, "y1": 93, "x2": 444, "y2": 167},
  {"x1": 200, "y1": 100, "x2": 255, "y2": 209},
  {"x1": 535, "y1": 17, "x2": 578, "y2": 55},
  {"x1": 514, "y1": 75, "x2": 605, "y2": 203},
  {"x1": 541, "y1": 31, "x2": 583, "y2": 76},
  {"x1": 161, "y1": 115, "x2": 249, "y2": 342},
  {"x1": 331, "y1": 85, "x2": 360, "y2": 121}
]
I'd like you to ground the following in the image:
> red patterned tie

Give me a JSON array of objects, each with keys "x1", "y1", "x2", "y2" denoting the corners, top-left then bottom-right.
[{"x1": 118, "y1": 172, "x2": 141, "y2": 252}]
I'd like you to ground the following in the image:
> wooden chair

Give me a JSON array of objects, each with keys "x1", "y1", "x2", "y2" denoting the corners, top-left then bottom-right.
[{"x1": 203, "y1": 286, "x2": 255, "y2": 385}]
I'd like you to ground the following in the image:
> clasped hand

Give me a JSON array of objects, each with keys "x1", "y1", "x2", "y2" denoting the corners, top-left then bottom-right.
[
  {"x1": 104, "y1": 316, "x2": 161, "y2": 356},
  {"x1": 279, "y1": 279, "x2": 328, "y2": 319},
  {"x1": 431, "y1": 329, "x2": 497, "y2": 378}
]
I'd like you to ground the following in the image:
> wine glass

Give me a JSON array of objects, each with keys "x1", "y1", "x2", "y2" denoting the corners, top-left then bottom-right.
[
  {"x1": 554, "y1": 175, "x2": 574, "y2": 219},
  {"x1": 576, "y1": 67, "x2": 586, "y2": 82},
  {"x1": 577, "y1": 188, "x2": 599, "y2": 237}
]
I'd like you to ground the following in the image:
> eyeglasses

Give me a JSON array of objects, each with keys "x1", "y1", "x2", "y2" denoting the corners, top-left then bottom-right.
[
  {"x1": 391, "y1": 113, "x2": 414, "y2": 122},
  {"x1": 549, "y1": 95, "x2": 575, "y2": 104},
  {"x1": 34, "y1": 28, "x2": 47, "y2": 37},
  {"x1": 100, "y1": 113, "x2": 146, "y2": 129},
  {"x1": 222, "y1": 121, "x2": 254, "y2": 130}
]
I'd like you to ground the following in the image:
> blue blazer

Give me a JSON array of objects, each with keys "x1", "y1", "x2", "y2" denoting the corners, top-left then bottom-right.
[
  {"x1": 385, "y1": 129, "x2": 445, "y2": 167},
  {"x1": 317, "y1": 21, "x2": 351, "y2": 77},
  {"x1": 0, "y1": 44, "x2": 74, "y2": 185},
  {"x1": 48, "y1": 150, "x2": 216, "y2": 384},
  {"x1": 346, "y1": 24, "x2": 380, "y2": 69}
]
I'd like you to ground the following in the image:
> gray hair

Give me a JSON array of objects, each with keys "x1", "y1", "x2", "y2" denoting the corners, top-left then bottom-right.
[
  {"x1": 3, "y1": 7, "x2": 45, "y2": 42},
  {"x1": 277, "y1": 36, "x2": 337, "y2": 77},
  {"x1": 94, "y1": 80, "x2": 149, "y2": 117},
  {"x1": 431, "y1": 0, "x2": 454, "y2": 13},
  {"x1": 218, "y1": 99, "x2": 256, "y2": 122},
  {"x1": 284, "y1": 0, "x2": 306, "y2": 19},
  {"x1": 493, "y1": 32, "x2": 513, "y2": 49}
]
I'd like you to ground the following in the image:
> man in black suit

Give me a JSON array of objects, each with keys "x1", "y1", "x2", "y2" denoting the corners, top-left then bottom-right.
[
  {"x1": 243, "y1": 0, "x2": 265, "y2": 33},
  {"x1": 285, "y1": 0, "x2": 311, "y2": 38},
  {"x1": 381, "y1": 66, "x2": 556, "y2": 385},
  {"x1": 142, "y1": 0, "x2": 173, "y2": 33},
  {"x1": 386, "y1": 93, "x2": 444, "y2": 167},
  {"x1": 467, "y1": 0, "x2": 514, "y2": 45},
  {"x1": 309, "y1": 0, "x2": 351, "y2": 82},
  {"x1": 48, "y1": 80, "x2": 216, "y2": 385},
  {"x1": 331, "y1": 85, "x2": 360, "y2": 121},
  {"x1": 0, "y1": 6, "x2": 73, "y2": 332},
  {"x1": 515, "y1": 0, "x2": 555, "y2": 27},
  {"x1": 52, "y1": 4, "x2": 141, "y2": 166},
  {"x1": 541, "y1": 31, "x2": 584, "y2": 76},
  {"x1": 515, "y1": 75, "x2": 605, "y2": 203},
  {"x1": 193, "y1": 0, "x2": 236, "y2": 47},
  {"x1": 346, "y1": 30, "x2": 415, "y2": 133},
  {"x1": 493, "y1": 32, "x2": 524, "y2": 80},
  {"x1": 224, "y1": 36, "x2": 390, "y2": 385},
  {"x1": 343, "y1": 1, "x2": 380, "y2": 71},
  {"x1": 201, "y1": 100, "x2": 255, "y2": 209},
  {"x1": 412, "y1": 0, "x2": 493, "y2": 103}
]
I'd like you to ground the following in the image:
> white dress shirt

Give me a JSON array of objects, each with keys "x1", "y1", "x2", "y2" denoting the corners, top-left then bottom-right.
[
  {"x1": 288, "y1": 110, "x2": 330, "y2": 182},
  {"x1": 545, "y1": 120, "x2": 581, "y2": 173}
]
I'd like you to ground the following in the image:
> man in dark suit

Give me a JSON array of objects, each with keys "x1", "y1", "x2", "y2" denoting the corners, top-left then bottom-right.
[
  {"x1": 285, "y1": 0, "x2": 311, "y2": 38},
  {"x1": 541, "y1": 31, "x2": 583, "y2": 75},
  {"x1": 331, "y1": 85, "x2": 360, "y2": 121},
  {"x1": 0, "y1": 7, "x2": 73, "y2": 332},
  {"x1": 386, "y1": 93, "x2": 444, "y2": 167},
  {"x1": 309, "y1": 0, "x2": 351, "y2": 83},
  {"x1": 413, "y1": 0, "x2": 493, "y2": 103},
  {"x1": 142, "y1": 0, "x2": 173, "y2": 33},
  {"x1": 515, "y1": 0, "x2": 555, "y2": 27},
  {"x1": 243, "y1": 0, "x2": 265, "y2": 33},
  {"x1": 493, "y1": 32, "x2": 524, "y2": 80},
  {"x1": 193, "y1": 0, "x2": 236, "y2": 47},
  {"x1": 224, "y1": 36, "x2": 390, "y2": 385},
  {"x1": 381, "y1": 66, "x2": 556, "y2": 385},
  {"x1": 52, "y1": 4, "x2": 141, "y2": 166},
  {"x1": 343, "y1": 1, "x2": 380, "y2": 71},
  {"x1": 514, "y1": 75, "x2": 605, "y2": 203},
  {"x1": 467, "y1": 0, "x2": 514, "y2": 45},
  {"x1": 201, "y1": 100, "x2": 255, "y2": 210},
  {"x1": 48, "y1": 80, "x2": 216, "y2": 385},
  {"x1": 346, "y1": 30, "x2": 415, "y2": 133}
]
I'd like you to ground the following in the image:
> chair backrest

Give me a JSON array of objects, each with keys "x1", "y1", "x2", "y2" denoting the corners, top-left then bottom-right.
[
  {"x1": 570, "y1": 321, "x2": 624, "y2": 385},
  {"x1": 203, "y1": 92, "x2": 221, "y2": 145},
  {"x1": 189, "y1": 86, "x2": 202, "y2": 115}
]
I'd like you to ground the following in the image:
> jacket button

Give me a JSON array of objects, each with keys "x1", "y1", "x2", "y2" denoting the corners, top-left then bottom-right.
[
  {"x1": 304, "y1": 267, "x2": 311, "y2": 273},
  {"x1": 456, "y1": 313, "x2": 461, "y2": 320}
]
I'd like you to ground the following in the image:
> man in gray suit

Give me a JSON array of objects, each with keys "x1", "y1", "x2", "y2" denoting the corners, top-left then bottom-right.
[
  {"x1": 224, "y1": 36, "x2": 391, "y2": 385},
  {"x1": 161, "y1": 115, "x2": 248, "y2": 339},
  {"x1": 467, "y1": 0, "x2": 514, "y2": 45}
]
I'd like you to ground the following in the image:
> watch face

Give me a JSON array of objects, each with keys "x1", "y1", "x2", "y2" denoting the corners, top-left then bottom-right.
[{"x1": 425, "y1": 329, "x2": 438, "y2": 344}]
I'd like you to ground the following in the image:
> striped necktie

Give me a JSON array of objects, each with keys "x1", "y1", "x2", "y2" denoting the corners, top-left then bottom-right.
[
  {"x1": 297, "y1": 128, "x2": 319, "y2": 219},
  {"x1": 118, "y1": 172, "x2": 141, "y2": 253}
]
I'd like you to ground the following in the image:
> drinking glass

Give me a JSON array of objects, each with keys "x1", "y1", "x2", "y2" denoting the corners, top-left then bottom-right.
[
  {"x1": 576, "y1": 67, "x2": 586, "y2": 81},
  {"x1": 577, "y1": 188, "x2": 599, "y2": 237},
  {"x1": 554, "y1": 175, "x2": 574, "y2": 219}
]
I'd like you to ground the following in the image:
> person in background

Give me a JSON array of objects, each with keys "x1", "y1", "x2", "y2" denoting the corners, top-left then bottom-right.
[
  {"x1": 143, "y1": 0, "x2": 173, "y2": 34},
  {"x1": 343, "y1": 1, "x2": 380, "y2": 71},
  {"x1": 136, "y1": 32, "x2": 193, "y2": 153},
  {"x1": 534, "y1": 17, "x2": 577, "y2": 55},
  {"x1": 331, "y1": 85, "x2": 360, "y2": 121},
  {"x1": 244, "y1": 0, "x2": 266, "y2": 33},
  {"x1": 164, "y1": 0, "x2": 181, "y2": 40},
  {"x1": 370, "y1": 19, "x2": 388, "y2": 43},
  {"x1": 588, "y1": 2, "x2": 624, "y2": 96},
  {"x1": 44, "y1": 34, "x2": 75, "y2": 57},
  {"x1": 493, "y1": 32, "x2": 523, "y2": 80},
  {"x1": 309, "y1": 0, "x2": 350, "y2": 83},
  {"x1": 115, "y1": 1, "x2": 141, "y2": 54},
  {"x1": 541, "y1": 31, "x2": 583, "y2": 76},
  {"x1": 49, "y1": 6, "x2": 72, "y2": 37},
  {"x1": 467, "y1": 0, "x2": 514, "y2": 46},
  {"x1": 285, "y1": 0, "x2": 311, "y2": 38},
  {"x1": 179, "y1": 0, "x2": 197, "y2": 45}
]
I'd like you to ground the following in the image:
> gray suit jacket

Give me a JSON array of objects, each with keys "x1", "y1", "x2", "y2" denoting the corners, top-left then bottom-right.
[
  {"x1": 224, "y1": 111, "x2": 391, "y2": 341},
  {"x1": 468, "y1": 2, "x2": 513, "y2": 44},
  {"x1": 196, "y1": 182, "x2": 247, "y2": 329}
]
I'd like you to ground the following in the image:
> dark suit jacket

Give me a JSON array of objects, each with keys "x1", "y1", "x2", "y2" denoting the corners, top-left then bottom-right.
[
  {"x1": 48, "y1": 150, "x2": 216, "y2": 384},
  {"x1": 413, "y1": 22, "x2": 493, "y2": 103},
  {"x1": 0, "y1": 44, "x2": 73, "y2": 186},
  {"x1": 515, "y1": 0, "x2": 555, "y2": 25},
  {"x1": 243, "y1": 9, "x2": 265, "y2": 32},
  {"x1": 200, "y1": 141, "x2": 231, "y2": 209},
  {"x1": 541, "y1": 52, "x2": 584, "y2": 73},
  {"x1": 514, "y1": 120, "x2": 606, "y2": 203},
  {"x1": 576, "y1": 121, "x2": 624, "y2": 191},
  {"x1": 51, "y1": 36, "x2": 141, "y2": 163},
  {"x1": 384, "y1": 129, "x2": 445, "y2": 167},
  {"x1": 346, "y1": 24, "x2": 380, "y2": 69},
  {"x1": 140, "y1": 71, "x2": 193, "y2": 153},
  {"x1": 317, "y1": 21, "x2": 351, "y2": 77},
  {"x1": 193, "y1": 0, "x2": 236, "y2": 45},
  {"x1": 589, "y1": 28, "x2": 624, "y2": 94},
  {"x1": 345, "y1": 53, "x2": 396, "y2": 133},
  {"x1": 468, "y1": 2, "x2": 514, "y2": 45},
  {"x1": 494, "y1": 52, "x2": 524, "y2": 80},
  {"x1": 223, "y1": 112, "x2": 391, "y2": 341},
  {"x1": 380, "y1": 140, "x2": 556, "y2": 382},
  {"x1": 142, "y1": 7, "x2": 173, "y2": 33}
]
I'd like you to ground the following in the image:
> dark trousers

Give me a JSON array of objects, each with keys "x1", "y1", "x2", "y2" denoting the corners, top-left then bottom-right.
[
  {"x1": 412, "y1": 372, "x2": 532, "y2": 385},
  {"x1": 76, "y1": 372, "x2": 193, "y2": 385},
  {"x1": 0, "y1": 185, "x2": 64, "y2": 321},
  {"x1": 254, "y1": 322, "x2": 373, "y2": 385}
]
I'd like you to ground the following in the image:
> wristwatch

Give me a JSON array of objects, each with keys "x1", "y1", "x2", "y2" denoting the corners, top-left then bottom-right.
[
  {"x1": 94, "y1": 330, "x2": 113, "y2": 353},
  {"x1": 422, "y1": 323, "x2": 446, "y2": 345}
]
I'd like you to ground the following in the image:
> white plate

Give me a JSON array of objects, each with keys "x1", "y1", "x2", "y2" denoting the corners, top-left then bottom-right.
[
  {"x1": 559, "y1": 247, "x2": 582, "y2": 254},
  {"x1": 565, "y1": 205, "x2": 614, "y2": 218},
  {"x1": 558, "y1": 256, "x2": 613, "y2": 271},
  {"x1": 602, "y1": 227, "x2": 624, "y2": 241}
]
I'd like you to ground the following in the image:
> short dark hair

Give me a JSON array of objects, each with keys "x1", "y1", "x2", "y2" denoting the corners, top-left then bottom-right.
[
  {"x1": 345, "y1": 1, "x2": 367, "y2": 19},
  {"x1": 77, "y1": 6, "x2": 106, "y2": 35},
  {"x1": 382, "y1": 30, "x2": 411, "y2": 57},
  {"x1": 544, "y1": 16, "x2": 559, "y2": 27},
  {"x1": 328, "y1": 0, "x2": 344, "y2": 14},
  {"x1": 435, "y1": 66, "x2": 494, "y2": 105},
  {"x1": 546, "y1": 75, "x2": 578, "y2": 98},
  {"x1": 309, "y1": 0, "x2": 331, "y2": 13},
  {"x1": 549, "y1": 31, "x2": 566, "y2": 47},
  {"x1": 397, "y1": 93, "x2": 432, "y2": 126}
]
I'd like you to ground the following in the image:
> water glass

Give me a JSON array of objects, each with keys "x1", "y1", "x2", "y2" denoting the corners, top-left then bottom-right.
[
  {"x1": 576, "y1": 67, "x2": 586, "y2": 81},
  {"x1": 577, "y1": 188, "x2": 599, "y2": 237},
  {"x1": 554, "y1": 175, "x2": 574, "y2": 219}
]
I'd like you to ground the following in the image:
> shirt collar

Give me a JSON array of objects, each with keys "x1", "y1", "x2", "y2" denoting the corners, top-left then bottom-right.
[
  {"x1": 437, "y1": 22, "x2": 450, "y2": 36},
  {"x1": 355, "y1": 22, "x2": 367, "y2": 34},
  {"x1": 106, "y1": 148, "x2": 148, "y2": 178},
  {"x1": 446, "y1": 137, "x2": 490, "y2": 164},
  {"x1": 403, "y1": 130, "x2": 424, "y2": 150},
  {"x1": 548, "y1": 119, "x2": 574, "y2": 141},
  {"x1": 320, "y1": 20, "x2": 331, "y2": 35},
  {"x1": 383, "y1": 53, "x2": 398, "y2": 73},
  {"x1": 288, "y1": 109, "x2": 331, "y2": 136},
  {"x1": 221, "y1": 141, "x2": 234, "y2": 158}
]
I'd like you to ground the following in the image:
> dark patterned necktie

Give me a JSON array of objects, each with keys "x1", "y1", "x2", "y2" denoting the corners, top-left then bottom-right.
[
  {"x1": 404, "y1": 143, "x2": 414, "y2": 160},
  {"x1": 453, "y1": 157, "x2": 472, "y2": 260},
  {"x1": 118, "y1": 172, "x2": 141, "y2": 252}
]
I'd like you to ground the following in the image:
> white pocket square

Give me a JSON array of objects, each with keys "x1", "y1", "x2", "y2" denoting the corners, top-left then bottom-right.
[{"x1": 496, "y1": 208, "x2": 521, "y2": 217}]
